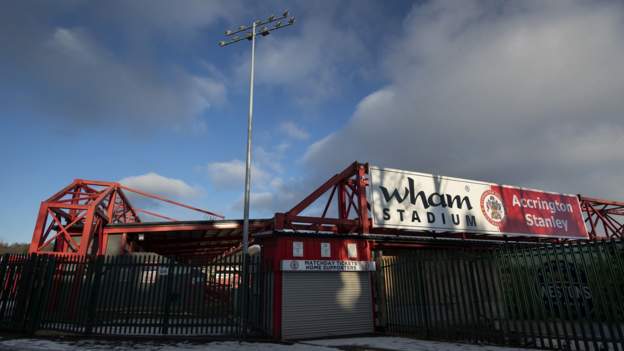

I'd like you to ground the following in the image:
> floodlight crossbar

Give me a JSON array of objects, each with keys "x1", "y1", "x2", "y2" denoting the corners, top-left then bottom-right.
[
  {"x1": 219, "y1": 20, "x2": 295, "y2": 47},
  {"x1": 223, "y1": 11, "x2": 291, "y2": 37}
]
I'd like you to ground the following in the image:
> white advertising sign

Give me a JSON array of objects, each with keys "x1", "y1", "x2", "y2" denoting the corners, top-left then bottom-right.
[
  {"x1": 281, "y1": 260, "x2": 376, "y2": 272},
  {"x1": 369, "y1": 166, "x2": 588, "y2": 239},
  {"x1": 321, "y1": 242, "x2": 331, "y2": 258},
  {"x1": 347, "y1": 243, "x2": 358, "y2": 258},
  {"x1": 293, "y1": 241, "x2": 303, "y2": 257}
]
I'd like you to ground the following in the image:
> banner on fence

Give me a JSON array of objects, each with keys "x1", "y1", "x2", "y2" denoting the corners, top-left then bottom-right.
[{"x1": 369, "y1": 166, "x2": 588, "y2": 238}]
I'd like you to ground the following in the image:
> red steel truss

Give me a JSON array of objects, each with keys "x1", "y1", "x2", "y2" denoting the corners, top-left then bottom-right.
[
  {"x1": 275, "y1": 162, "x2": 369, "y2": 234},
  {"x1": 580, "y1": 196, "x2": 624, "y2": 240},
  {"x1": 29, "y1": 162, "x2": 623, "y2": 259},
  {"x1": 29, "y1": 179, "x2": 223, "y2": 257},
  {"x1": 275, "y1": 161, "x2": 624, "y2": 241}
]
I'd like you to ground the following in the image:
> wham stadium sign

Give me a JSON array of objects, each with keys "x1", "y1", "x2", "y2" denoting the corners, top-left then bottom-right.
[{"x1": 369, "y1": 166, "x2": 588, "y2": 239}]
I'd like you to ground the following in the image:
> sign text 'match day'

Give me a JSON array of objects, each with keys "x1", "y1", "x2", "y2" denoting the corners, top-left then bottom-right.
[{"x1": 369, "y1": 166, "x2": 588, "y2": 239}]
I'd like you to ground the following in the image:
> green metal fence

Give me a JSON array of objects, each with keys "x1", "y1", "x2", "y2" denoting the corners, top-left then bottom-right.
[
  {"x1": 376, "y1": 239, "x2": 624, "y2": 351},
  {"x1": 0, "y1": 253, "x2": 273, "y2": 337}
]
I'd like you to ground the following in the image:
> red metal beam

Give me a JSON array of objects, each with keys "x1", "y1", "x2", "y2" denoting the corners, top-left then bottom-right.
[
  {"x1": 135, "y1": 208, "x2": 178, "y2": 222},
  {"x1": 104, "y1": 219, "x2": 270, "y2": 234},
  {"x1": 120, "y1": 185, "x2": 224, "y2": 220}
]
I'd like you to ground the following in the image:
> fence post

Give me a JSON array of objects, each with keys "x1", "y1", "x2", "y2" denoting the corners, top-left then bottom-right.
[
  {"x1": 28, "y1": 254, "x2": 42, "y2": 334},
  {"x1": 161, "y1": 258, "x2": 175, "y2": 335},
  {"x1": 14, "y1": 253, "x2": 38, "y2": 333},
  {"x1": 374, "y1": 250, "x2": 388, "y2": 331},
  {"x1": 29, "y1": 255, "x2": 57, "y2": 334},
  {"x1": 85, "y1": 255, "x2": 104, "y2": 335},
  {"x1": 0, "y1": 254, "x2": 10, "y2": 324},
  {"x1": 238, "y1": 253, "x2": 250, "y2": 339}
]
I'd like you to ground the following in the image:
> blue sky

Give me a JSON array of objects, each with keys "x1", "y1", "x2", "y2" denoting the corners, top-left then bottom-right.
[{"x1": 2, "y1": 0, "x2": 624, "y2": 243}]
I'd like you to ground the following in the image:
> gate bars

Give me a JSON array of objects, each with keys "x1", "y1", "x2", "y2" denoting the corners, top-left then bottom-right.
[
  {"x1": 376, "y1": 239, "x2": 624, "y2": 351},
  {"x1": 0, "y1": 253, "x2": 273, "y2": 337}
]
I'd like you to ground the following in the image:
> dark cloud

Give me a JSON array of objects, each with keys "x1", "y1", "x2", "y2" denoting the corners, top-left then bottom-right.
[
  {"x1": 0, "y1": 1, "x2": 229, "y2": 132},
  {"x1": 304, "y1": 0, "x2": 624, "y2": 200}
]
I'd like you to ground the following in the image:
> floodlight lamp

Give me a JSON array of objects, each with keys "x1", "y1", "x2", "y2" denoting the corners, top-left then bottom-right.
[
  {"x1": 246, "y1": 32, "x2": 253, "y2": 40},
  {"x1": 218, "y1": 40, "x2": 226, "y2": 46},
  {"x1": 283, "y1": 10, "x2": 289, "y2": 17},
  {"x1": 275, "y1": 21, "x2": 282, "y2": 27},
  {"x1": 288, "y1": 17, "x2": 295, "y2": 25},
  {"x1": 225, "y1": 30, "x2": 232, "y2": 35},
  {"x1": 260, "y1": 26, "x2": 270, "y2": 36},
  {"x1": 233, "y1": 35, "x2": 240, "y2": 40},
  {"x1": 239, "y1": 25, "x2": 247, "y2": 30},
  {"x1": 268, "y1": 15, "x2": 275, "y2": 21}
]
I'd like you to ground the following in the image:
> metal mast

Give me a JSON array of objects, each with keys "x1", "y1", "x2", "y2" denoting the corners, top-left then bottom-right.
[{"x1": 219, "y1": 11, "x2": 296, "y2": 257}]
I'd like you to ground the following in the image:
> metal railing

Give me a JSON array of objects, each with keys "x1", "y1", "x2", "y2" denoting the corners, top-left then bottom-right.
[
  {"x1": 376, "y1": 239, "x2": 624, "y2": 350},
  {"x1": 0, "y1": 253, "x2": 273, "y2": 337}
]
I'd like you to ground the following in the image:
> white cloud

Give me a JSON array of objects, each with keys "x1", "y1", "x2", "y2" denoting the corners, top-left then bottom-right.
[
  {"x1": 303, "y1": 0, "x2": 624, "y2": 200},
  {"x1": 35, "y1": 27, "x2": 227, "y2": 130},
  {"x1": 231, "y1": 177, "x2": 302, "y2": 215},
  {"x1": 90, "y1": 0, "x2": 243, "y2": 36},
  {"x1": 120, "y1": 173, "x2": 200, "y2": 199},
  {"x1": 203, "y1": 159, "x2": 270, "y2": 189},
  {"x1": 204, "y1": 140, "x2": 303, "y2": 215},
  {"x1": 50, "y1": 28, "x2": 99, "y2": 65},
  {"x1": 254, "y1": 145, "x2": 288, "y2": 174},
  {"x1": 234, "y1": 10, "x2": 368, "y2": 104},
  {"x1": 0, "y1": 1, "x2": 232, "y2": 132},
  {"x1": 280, "y1": 121, "x2": 309, "y2": 140}
]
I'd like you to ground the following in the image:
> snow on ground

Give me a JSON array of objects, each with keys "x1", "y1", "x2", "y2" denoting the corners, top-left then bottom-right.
[
  {"x1": 0, "y1": 338, "x2": 333, "y2": 351},
  {"x1": 0, "y1": 336, "x2": 541, "y2": 351},
  {"x1": 305, "y1": 337, "x2": 541, "y2": 351}
]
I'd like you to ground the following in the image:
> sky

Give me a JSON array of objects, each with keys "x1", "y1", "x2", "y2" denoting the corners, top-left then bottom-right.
[{"x1": 1, "y1": 0, "x2": 623, "y2": 244}]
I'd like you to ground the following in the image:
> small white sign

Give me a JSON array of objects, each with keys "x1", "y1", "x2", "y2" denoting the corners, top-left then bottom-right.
[
  {"x1": 281, "y1": 260, "x2": 376, "y2": 272},
  {"x1": 293, "y1": 241, "x2": 304, "y2": 257},
  {"x1": 321, "y1": 242, "x2": 331, "y2": 258},
  {"x1": 158, "y1": 267, "x2": 169, "y2": 276},
  {"x1": 347, "y1": 243, "x2": 358, "y2": 259}
]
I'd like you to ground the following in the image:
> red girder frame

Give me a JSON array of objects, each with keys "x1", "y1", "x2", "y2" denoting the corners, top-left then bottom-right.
[
  {"x1": 580, "y1": 196, "x2": 624, "y2": 240},
  {"x1": 29, "y1": 179, "x2": 223, "y2": 256},
  {"x1": 275, "y1": 162, "x2": 369, "y2": 234},
  {"x1": 29, "y1": 162, "x2": 624, "y2": 259},
  {"x1": 275, "y1": 161, "x2": 624, "y2": 241}
]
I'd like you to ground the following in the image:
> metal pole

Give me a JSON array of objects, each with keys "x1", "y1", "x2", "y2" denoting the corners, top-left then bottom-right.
[
  {"x1": 218, "y1": 13, "x2": 294, "y2": 338},
  {"x1": 242, "y1": 22, "x2": 256, "y2": 257},
  {"x1": 239, "y1": 21, "x2": 255, "y2": 338}
]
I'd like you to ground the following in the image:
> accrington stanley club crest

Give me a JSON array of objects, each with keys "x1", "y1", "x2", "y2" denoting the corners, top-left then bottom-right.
[{"x1": 480, "y1": 189, "x2": 506, "y2": 227}]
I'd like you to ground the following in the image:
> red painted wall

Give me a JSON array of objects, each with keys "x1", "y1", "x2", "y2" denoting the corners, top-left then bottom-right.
[{"x1": 264, "y1": 236, "x2": 371, "y2": 262}]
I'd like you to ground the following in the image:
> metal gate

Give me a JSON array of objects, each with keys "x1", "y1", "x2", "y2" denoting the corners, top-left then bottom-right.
[
  {"x1": 0, "y1": 253, "x2": 273, "y2": 337},
  {"x1": 375, "y1": 239, "x2": 624, "y2": 350}
]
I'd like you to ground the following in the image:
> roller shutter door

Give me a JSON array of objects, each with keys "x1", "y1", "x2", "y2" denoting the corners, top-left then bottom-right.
[{"x1": 281, "y1": 272, "x2": 373, "y2": 339}]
